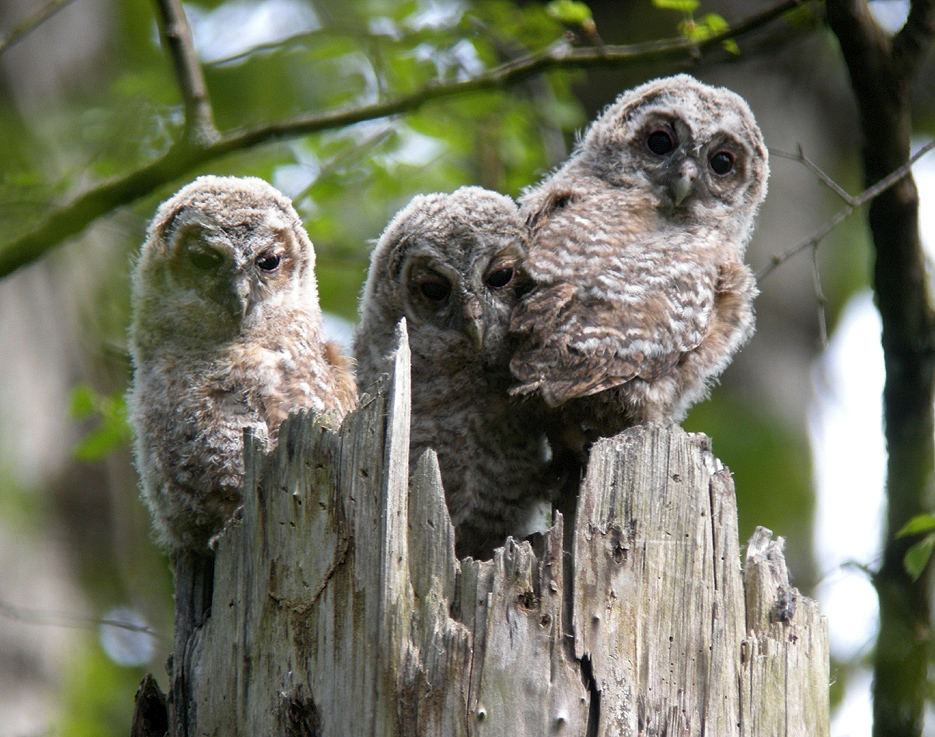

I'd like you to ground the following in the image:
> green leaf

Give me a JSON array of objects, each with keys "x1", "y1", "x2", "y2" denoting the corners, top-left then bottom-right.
[
  {"x1": 783, "y1": 3, "x2": 823, "y2": 28},
  {"x1": 904, "y1": 533, "x2": 935, "y2": 581},
  {"x1": 652, "y1": 0, "x2": 700, "y2": 13},
  {"x1": 69, "y1": 386, "x2": 132, "y2": 462},
  {"x1": 546, "y1": 0, "x2": 593, "y2": 26},
  {"x1": 702, "y1": 12, "x2": 729, "y2": 33},
  {"x1": 896, "y1": 514, "x2": 935, "y2": 537},
  {"x1": 721, "y1": 38, "x2": 741, "y2": 55},
  {"x1": 73, "y1": 423, "x2": 128, "y2": 463},
  {"x1": 701, "y1": 14, "x2": 740, "y2": 54},
  {"x1": 70, "y1": 384, "x2": 96, "y2": 419},
  {"x1": 678, "y1": 19, "x2": 709, "y2": 42}
]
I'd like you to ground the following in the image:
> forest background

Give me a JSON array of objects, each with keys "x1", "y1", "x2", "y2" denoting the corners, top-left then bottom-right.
[{"x1": 1, "y1": 0, "x2": 934, "y2": 734}]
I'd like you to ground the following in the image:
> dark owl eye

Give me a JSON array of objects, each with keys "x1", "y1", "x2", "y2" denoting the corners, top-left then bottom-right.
[
  {"x1": 419, "y1": 279, "x2": 451, "y2": 303},
  {"x1": 646, "y1": 129, "x2": 676, "y2": 156},
  {"x1": 485, "y1": 267, "x2": 514, "y2": 290},
  {"x1": 256, "y1": 252, "x2": 281, "y2": 272},
  {"x1": 709, "y1": 151, "x2": 735, "y2": 175},
  {"x1": 189, "y1": 249, "x2": 224, "y2": 271}
]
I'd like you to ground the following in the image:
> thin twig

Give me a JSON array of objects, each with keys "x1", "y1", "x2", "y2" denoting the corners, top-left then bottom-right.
[
  {"x1": 151, "y1": 0, "x2": 218, "y2": 144},
  {"x1": 0, "y1": 0, "x2": 803, "y2": 279},
  {"x1": 0, "y1": 0, "x2": 79, "y2": 55},
  {"x1": 0, "y1": 599, "x2": 166, "y2": 641},
  {"x1": 292, "y1": 123, "x2": 398, "y2": 205},
  {"x1": 810, "y1": 242, "x2": 828, "y2": 346},
  {"x1": 770, "y1": 146, "x2": 856, "y2": 205},
  {"x1": 208, "y1": 22, "x2": 374, "y2": 67},
  {"x1": 757, "y1": 138, "x2": 935, "y2": 280}
]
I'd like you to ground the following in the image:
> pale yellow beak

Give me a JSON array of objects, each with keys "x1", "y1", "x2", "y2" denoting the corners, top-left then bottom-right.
[
  {"x1": 463, "y1": 294, "x2": 484, "y2": 351},
  {"x1": 671, "y1": 160, "x2": 698, "y2": 207}
]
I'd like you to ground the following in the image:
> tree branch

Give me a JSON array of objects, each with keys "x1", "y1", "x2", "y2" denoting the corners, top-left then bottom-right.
[
  {"x1": 756, "y1": 140, "x2": 935, "y2": 280},
  {"x1": 0, "y1": 0, "x2": 79, "y2": 55},
  {"x1": 151, "y1": 0, "x2": 218, "y2": 144},
  {"x1": 0, "y1": 599, "x2": 165, "y2": 641},
  {"x1": 826, "y1": 0, "x2": 935, "y2": 735},
  {"x1": 0, "y1": 0, "x2": 802, "y2": 279}
]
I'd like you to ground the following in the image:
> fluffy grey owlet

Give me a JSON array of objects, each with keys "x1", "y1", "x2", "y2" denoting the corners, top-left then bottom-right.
[
  {"x1": 355, "y1": 186, "x2": 554, "y2": 559},
  {"x1": 129, "y1": 175, "x2": 357, "y2": 553},
  {"x1": 510, "y1": 74, "x2": 768, "y2": 440}
]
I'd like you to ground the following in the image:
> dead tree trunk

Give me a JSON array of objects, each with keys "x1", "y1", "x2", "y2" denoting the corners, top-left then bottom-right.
[{"x1": 162, "y1": 323, "x2": 829, "y2": 736}]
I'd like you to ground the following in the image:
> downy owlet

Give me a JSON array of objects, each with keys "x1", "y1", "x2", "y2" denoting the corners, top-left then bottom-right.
[
  {"x1": 355, "y1": 186, "x2": 554, "y2": 559},
  {"x1": 129, "y1": 175, "x2": 357, "y2": 553},
  {"x1": 510, "y1": 74, "x2": 768, "y2": 441}
]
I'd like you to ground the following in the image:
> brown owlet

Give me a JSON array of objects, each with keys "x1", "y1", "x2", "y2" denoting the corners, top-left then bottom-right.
[
  {"x1": 354, "y1": 186, "x2": 554, "y2": 559},
  {"x1": 510, "y1": 74, "x2": 768, "y2": 440},
  {"x1": 128, "y1": 175, "x2": 357, "y2": 553}
]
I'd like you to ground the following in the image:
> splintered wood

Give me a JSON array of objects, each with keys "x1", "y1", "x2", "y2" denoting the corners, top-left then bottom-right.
[{"x1": 169, "y1": 323, "x2": 829, "y2": 736}]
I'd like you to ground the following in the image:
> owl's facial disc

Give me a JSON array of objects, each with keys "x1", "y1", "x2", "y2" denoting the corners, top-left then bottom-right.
[
  {"x1": 639, "y1": 120, "x2": 701, "y2": 208},
  {"x1": 169, "y1": 226, "x2": 241, "y2": 320}
]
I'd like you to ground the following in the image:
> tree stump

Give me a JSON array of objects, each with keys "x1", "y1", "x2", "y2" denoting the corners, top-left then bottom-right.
[{"x1": 162, "y1": 323, "x2": 829, "y2": 736}]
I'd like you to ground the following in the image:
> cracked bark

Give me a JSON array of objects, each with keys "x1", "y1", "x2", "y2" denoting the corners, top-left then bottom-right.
[{"x1": 152, "y1": 323, "x2": 829, "y2": 735}]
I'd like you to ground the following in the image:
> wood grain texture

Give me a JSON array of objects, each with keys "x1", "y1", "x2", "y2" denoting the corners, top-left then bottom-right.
[
  {"x1": 167, "y1": 322, "x2": 828, "y2": 736},
  {"x1": 740, "y1": 528, "x2": 831, "y2": 737},
  {"x1": 571, "y1": 424, "x2": 745, "y2": 737}
]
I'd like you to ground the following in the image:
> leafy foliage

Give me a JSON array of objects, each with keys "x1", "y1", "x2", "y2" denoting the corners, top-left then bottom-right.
[
  {"x1": 0, "y1": 5, "x2": 583, "y2": 731},
  {"x1": 651, "y1": 0, "x2": 739, "y2": 55},
  {"x1": 898, "y1": 514, "x2": 935, "y2": 581},
  {"x1": 70, "y1": 385, "x2": 133, "y2": 463},
  {"x1": 0, "y1": 0, "x2": 880, "y2": 733}
]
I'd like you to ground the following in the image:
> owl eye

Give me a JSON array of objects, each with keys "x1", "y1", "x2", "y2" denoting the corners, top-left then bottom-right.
[
  {"x1": 485, "y1": 267, "x2": 515, "y2": 290},
  {"x1": 188, "y1": 249, "x2": 224, "y2": 271},
  {"x1": 709, "y1": 151, "x2": 735, "y2": 176},
  {"x1": 646, "y1": 129, "x2": 676, "y2": 156},
  {"x1": 256, "y1": 252, "x2": 282, "y2": 272},
  {"x1": 419, "y1": 279, "x2": 451, "y2": 303}
]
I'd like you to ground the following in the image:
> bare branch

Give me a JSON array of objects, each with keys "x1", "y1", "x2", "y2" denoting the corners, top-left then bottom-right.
[
  {"x1": 756, "y1": 139, "x2": 935, "y2": 280},
  {"x1": 756, "y1": 207, "x2": 851, "y2": 280},
  {"x1": 0, "y1": 599, "x2": 166, "y2": 641},
  {"x1": 826, "y1": 0, "x2": 935, "y2": 733},
  {"x1": 292, "y1": 123, "x2": 398, "y2": 205},
  {"x1": 207, "y1": 22, "x2": 374, "y2": 68},
  {"x1": 151, "y1": 0, "x2": 218, "y2": 144},
  {"x1": 770, "y1": 146, "x2": 857, "y2": 205},
  {"x1": 810, "y1": 243, "x2": 829, "y2": 347},
  {"x1": 0, "y1": 0, "x2": 79, "y2": 55},
  {"x1": 0, "y1": 0, "x2": 802, "y2": 279}
]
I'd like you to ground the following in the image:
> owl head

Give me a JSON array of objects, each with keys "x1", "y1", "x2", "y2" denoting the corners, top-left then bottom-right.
[
  {"x1": 132, "y1": 176, "x2": 320, "y2": 354},
  {"x1": 572, "y1": 74, "x2": 769, "y2": 248},
  {"x1": 356, "y1": 186, "x2": 527, "y2": 376}
]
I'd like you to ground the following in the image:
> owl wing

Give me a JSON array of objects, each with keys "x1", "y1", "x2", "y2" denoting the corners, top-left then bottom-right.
[{"x1": 510, "y1": 196, "x2": 718, "y2": 407}]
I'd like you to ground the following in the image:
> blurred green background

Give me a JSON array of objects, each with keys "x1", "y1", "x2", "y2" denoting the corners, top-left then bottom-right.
[{"x1": 0, "y1": 0, "x2": 932, "y2": 733}]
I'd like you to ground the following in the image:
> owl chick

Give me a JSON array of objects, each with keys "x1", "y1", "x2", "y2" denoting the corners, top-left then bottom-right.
[
  {"x1": 510, "y1": 74, "x2": 767, "y2": 440},
  {"x1": 129, "y1": 175, "x2": 357, "y2": 553},
  {"x1": 355, "y1": 187, "x2": 554, "y2": 559}
]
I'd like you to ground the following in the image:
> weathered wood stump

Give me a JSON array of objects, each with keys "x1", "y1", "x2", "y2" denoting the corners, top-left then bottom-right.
[{"x1": 162, "y1": 324, "x2": 829, "y2": 736}]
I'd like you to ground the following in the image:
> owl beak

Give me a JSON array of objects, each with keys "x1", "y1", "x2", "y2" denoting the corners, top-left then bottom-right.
[
  {"x1": 670, "y1": 160, "x2": 698, "y2": 207},
  {"x1": 463, "y1": 295, "x2": 485, "y2": 351},
  {"x1": 466, "y1": 318, "x2": 485, "y2": 351},
  {"x1": 232, "y1": 277, "x2": 252, "y2": 318}
]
